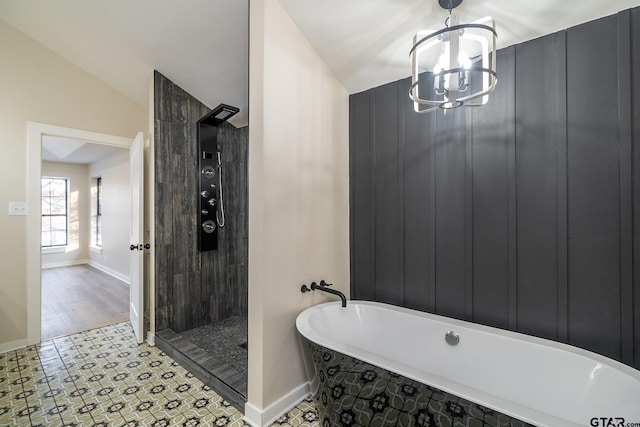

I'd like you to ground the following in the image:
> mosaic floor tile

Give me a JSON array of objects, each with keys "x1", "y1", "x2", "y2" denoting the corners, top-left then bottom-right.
[
  {"x1": 0, "y1": 321, "x2": 324, "y2": 427},
  {"x1": 181, "y1": 316, "x2": 248, "y2": 375}
]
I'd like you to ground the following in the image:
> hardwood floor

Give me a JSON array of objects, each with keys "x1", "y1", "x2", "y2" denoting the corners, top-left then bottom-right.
[{"x1": 41, "y1": 264, "x2": 129, "y2": 340}]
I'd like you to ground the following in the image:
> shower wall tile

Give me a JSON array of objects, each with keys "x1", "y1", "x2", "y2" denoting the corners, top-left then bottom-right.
[
  {"x1": 153, "y1": 71, "x2": 248, "y2": 332},
  {"x1": 154, "y1": 121, "x2": 172, "y2": 183},
  {"x1": 154, "y1": 183, "x2": 172, "y2": 244}
]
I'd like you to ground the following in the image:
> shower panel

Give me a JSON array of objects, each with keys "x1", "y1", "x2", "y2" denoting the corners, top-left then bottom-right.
[{"x1": 197, "y1": 104, "x2": 239, "y2": 251}]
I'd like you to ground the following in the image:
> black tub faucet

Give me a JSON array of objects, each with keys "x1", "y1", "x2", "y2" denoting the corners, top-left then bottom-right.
[{"x1": 300, "y1": 280, "x2": 347, "y2": 307}]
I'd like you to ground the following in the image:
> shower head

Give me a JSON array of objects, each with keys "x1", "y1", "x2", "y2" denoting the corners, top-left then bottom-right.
[{"x1": 199, "y1": 103, "x2": 240, "y2": 127}]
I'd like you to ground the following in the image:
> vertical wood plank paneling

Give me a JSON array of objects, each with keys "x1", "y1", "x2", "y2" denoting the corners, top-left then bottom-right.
[
  {"x1": 631, "y1": 7, "x2": 640, "y2": 368},
  {"x1": 506, "y1": 57, "x2": 518, "y2": 332},
  {"x1": 464, "y1": 102, "x2": 473, "y2": 320},
  {"x1": 556, "y1": 31, "x2": 569, "y2": 343},
  {"x1": 567, "y1": 16, "x2": 621, "y2": 360},
  {"x1": 470, "y1": 47, "x2": 515, "y2": 330},
  {"x1": 434, "y1": 108, "x2": 467, "y2": 320},
  {"x1": 428, "y1": 107, "x2": 438, "y2": 313},
  {"x1": 350, "y1": 91, "x2": 375, "y2": 300},
  {"x1": 400, "y1": 79, "x2": 431, "y2": 311},
  {"x1": 349, "y1": 7, "x2": 640, "y2": 370},
  {"x1": 514, "y1": 34, "x2": 561, "y2": 340},
  {"x1": 617, "y1": 9, "x2": 634, "y2": 367},
  {"x1": 397, "y1": 83, "x2": 406, "y2": 306},
  {"x1": 373, "y1": 82, "x2": 402, "y2": 305}
]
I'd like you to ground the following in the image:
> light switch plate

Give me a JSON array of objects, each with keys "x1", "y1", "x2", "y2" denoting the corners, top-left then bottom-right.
[{"x1": 9, "y1": 202, "x2": 28, "y2": 216}]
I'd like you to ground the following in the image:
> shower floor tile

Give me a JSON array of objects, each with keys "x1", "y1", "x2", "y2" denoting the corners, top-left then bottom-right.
[{"x1": 182, "y1": 316, "x2": 248, "y2": 375}]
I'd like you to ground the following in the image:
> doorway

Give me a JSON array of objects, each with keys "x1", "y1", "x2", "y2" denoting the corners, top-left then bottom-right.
[
  {"x1": 26, "y1": 122, "x2": 143, "y2": 345},
  {"x1": 39, "y1": 135, "x2": 131, "y2": 340}
]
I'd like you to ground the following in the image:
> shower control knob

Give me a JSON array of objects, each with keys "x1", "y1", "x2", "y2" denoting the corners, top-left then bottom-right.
[
  {"x1": 201, "y1": 209, "x2": 209, "y2": 215},
  {"x1": 202, "y1": 166, "x2": 215, "y2": 179},
  {"x1": 202, "y1": 220, "x2": 216, "y2": 234},
  {"x1": 201, "y1": 191, "x2": 210, "y2": 198},
  {"x1": 208, "y1": 198, "x2": 216, "y2": 206}
]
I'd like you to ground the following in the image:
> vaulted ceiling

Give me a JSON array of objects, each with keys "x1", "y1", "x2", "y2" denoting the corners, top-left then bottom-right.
[{"x1": 1, "y1": 0, "x2": 639, "y2": 129}]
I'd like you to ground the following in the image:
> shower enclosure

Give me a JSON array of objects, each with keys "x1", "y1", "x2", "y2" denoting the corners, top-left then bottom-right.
[{"x1": 152, "y1": 71, "x2": 248, "y2": 409}]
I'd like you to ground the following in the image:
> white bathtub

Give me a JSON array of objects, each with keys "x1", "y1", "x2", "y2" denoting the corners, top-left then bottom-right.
[{"x1": 296, "y1": 301, "x2": 640, "y2": 427}]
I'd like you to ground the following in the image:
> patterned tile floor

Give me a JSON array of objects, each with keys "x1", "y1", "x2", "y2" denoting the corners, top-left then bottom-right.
[{"x1": 0, "y1": 321, "x2": 320, "y2": 427}]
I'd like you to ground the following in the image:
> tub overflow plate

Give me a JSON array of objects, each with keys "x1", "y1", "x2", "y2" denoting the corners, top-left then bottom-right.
[{"x1": 445, "y1": 331, "x2": 460, "y2": 346}]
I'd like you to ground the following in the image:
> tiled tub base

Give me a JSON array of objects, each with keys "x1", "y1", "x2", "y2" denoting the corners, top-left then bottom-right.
[{"x1": 305, "y1": 340, "x2": 534, "y2": 427}]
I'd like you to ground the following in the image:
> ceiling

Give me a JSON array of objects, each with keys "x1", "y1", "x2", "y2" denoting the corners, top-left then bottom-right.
[
  {"x1": 2, "y1": 0, "x2": 640, "y2": 127},
  {"x1": 0, "y1": 0, "x2": 249, "y2": 126},
  {"x1": 278, "y1": 0, "x2": 640, "y2": 94},
  {"x1": 42, "y1": 135, "x2": 126, "y2": 165}
]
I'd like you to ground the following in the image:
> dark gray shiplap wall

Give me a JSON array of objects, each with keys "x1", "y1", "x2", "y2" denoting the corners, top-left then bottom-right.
[
  {"x1": 349, "y1": 8, "x2": 640, "y2": 369},
  {"x1": 154, "y1": 71, "x2": 248, "y2": 332}
]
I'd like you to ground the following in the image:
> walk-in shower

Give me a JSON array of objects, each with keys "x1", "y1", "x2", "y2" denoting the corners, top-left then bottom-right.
[{"x1": 153, "y1": 71, "x2": 248, "y2": 411}]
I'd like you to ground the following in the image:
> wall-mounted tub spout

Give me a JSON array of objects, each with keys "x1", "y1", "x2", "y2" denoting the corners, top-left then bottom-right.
[{"x1": 301, "y1": 281, "x2": 347, "y2": 307}]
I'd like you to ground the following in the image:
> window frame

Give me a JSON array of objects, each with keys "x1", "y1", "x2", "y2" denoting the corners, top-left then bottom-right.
[
  {"x1": 96, "y1": 176, "x2": 102, "y2": 247},
  {"x1": 41, "y1": 176, "x2": 69, "y2": 248}
]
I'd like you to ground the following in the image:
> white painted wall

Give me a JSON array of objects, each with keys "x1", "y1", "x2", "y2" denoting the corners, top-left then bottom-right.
[
  {"x1": 246, "y1": 1, "x2": 350, "y2": 425},
  {"x1": 88, "y1": 150, "x2": 131, "y2": 283},
  {"x1": 0, "y1": 19, "x2": 146, "y2": 350},
  {"x1": 41, "y1": 161, "x2": 90, "y2": 268}
]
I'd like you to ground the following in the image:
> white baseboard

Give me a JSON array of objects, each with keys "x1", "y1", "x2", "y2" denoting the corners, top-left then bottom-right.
[
  {"x1": 88, "y1": 261, "x2": 130, "y2": 285},
  {"x1": 244, "y1": 382, "x2": 311, "y2": 427},
  {"x1": 146, "y1": 331, "x2": 155, "y2": 346},
  {"x1": 41, "y1": 259, "x2": 90, "y2": 269},
  {"x1": 0, "y1": 339, "x2": 27, "y2": 355}
]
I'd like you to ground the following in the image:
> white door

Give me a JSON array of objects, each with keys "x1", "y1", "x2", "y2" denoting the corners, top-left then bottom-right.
[{"x1": 130, "y1": 132, "x2": 145, "y2": 343}]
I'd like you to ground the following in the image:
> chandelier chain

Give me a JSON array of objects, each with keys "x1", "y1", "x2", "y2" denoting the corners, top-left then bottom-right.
[{"x1": 444, "y1": 0, "x2": 454, "y2": 27}]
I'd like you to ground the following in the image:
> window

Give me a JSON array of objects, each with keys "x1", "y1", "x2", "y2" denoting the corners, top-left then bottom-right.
[
  {"x1": 91, "y1": 177, "x2": 103, "y2": 248},
  {"x1": 41, "y1": 177, "x2": 68, "y2": 247},
  {"x1": 96, "y1": 177, "x2": 102, "y2": 247}
]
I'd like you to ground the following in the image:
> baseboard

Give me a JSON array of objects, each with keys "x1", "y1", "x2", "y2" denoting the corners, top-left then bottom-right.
[
  {"x1": 146, "y1": 331, "x2": 155, "y2": 346},
  {"x1": 41, "y1": 259, "x2": 90, "y2": 269},
  {"x1": 0, "y1": 338, "x2": 27, "y2": 355},
  {"x1": 88, "y1": 261, "x2": 130, "y2": 285},
  {"x1": 244, "y1": 382, "x2": 311, "y2": 427}
]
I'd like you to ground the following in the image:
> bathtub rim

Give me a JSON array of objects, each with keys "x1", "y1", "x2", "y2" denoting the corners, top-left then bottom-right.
[{"x1": 296, "y1": 300, "x2": 640, "y2": 427}]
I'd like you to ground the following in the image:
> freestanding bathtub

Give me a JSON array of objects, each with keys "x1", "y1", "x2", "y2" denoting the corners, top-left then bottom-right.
[{"x1": 296, "y1": 301, "x2": 640, "y2": 427}]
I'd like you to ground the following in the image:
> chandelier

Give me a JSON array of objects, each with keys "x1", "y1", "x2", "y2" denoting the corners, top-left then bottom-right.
[{"x1": 409, "y1": 0, "x2": 497, "y2": 113}]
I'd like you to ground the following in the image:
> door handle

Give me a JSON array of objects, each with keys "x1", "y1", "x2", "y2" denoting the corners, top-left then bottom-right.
[{"x1": 130, "y1": 243, "x2": 151, "y2": 251}]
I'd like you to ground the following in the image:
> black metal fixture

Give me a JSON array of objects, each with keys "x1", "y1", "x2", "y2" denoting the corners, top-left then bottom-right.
[
  {"x1": 197, "y1": 103, "x2": 239, "y2": 252},
  {"x1": 409, "y1": 0, "x2": 497, "y2": 113},
  {"x1": 301, "y1": 280, "x2": 347, "y2": 307},
  {"x1": 201, "y1": 104, "x2": 240, "y2": 127},
  {"x1": 129, "y1": 243, "x2": 150, "y2": 251}
]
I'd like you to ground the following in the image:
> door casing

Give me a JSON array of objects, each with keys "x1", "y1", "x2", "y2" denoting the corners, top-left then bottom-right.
[{"x1": 26, "y1": 122, "x2": 140, "y2": 344}]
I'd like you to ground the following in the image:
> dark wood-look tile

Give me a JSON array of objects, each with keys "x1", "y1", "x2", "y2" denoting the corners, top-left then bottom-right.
[
  {"x1": 154, "y1": 328, "x2": 247, "y2": 410},
  {"x1": 153, "y1": 71, "x2": 248, "y2": 333}
]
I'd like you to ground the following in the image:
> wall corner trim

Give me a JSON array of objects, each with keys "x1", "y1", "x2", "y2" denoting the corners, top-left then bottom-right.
[{"x1": 243, "y1": 382, "x2": 311, "y2": 427}]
